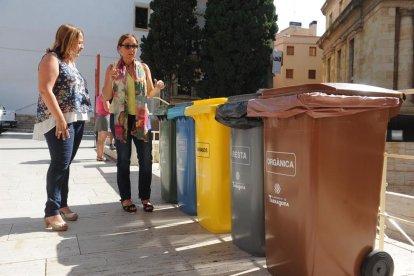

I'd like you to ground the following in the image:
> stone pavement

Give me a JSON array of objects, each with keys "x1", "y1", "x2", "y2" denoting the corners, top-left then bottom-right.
[{"x1": 0, "y1": 131, "x2": 413, "y2": 276}]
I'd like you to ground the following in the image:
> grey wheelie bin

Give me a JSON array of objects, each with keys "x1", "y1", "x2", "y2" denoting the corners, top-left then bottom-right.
[
  {"x1": 215, "y1": 93, "x2": 265, "y2": 256},
  {"x1": 154, "y1": 104, "x2": 177, "y2": 203},
  {"x1": 247, "y1": 83, "x2": 402, "y2": 276}
]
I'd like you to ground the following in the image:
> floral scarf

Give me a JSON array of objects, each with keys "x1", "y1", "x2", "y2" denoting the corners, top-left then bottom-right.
[{"x1": 112, "y1": 58, "x2": 149, "y2": 142}]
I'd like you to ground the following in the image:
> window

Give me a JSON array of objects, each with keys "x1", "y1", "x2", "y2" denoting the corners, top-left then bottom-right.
[
  {"x1": 135, "y1": 6, "x2": 149, "y2": 29},
  {"x1": 308, "y1": 70, "x2": 316, "y2": 79},
  {"x1": 287, "y1": 46, "x2": 294, "y2": 55},
  {"x1": 309, "y1": 47, "x2": 317, "y2": 56},
  {"x1": 349, "y1": 39, "x2": 355, "y2": 82},
  {"x1": 286, "y1": 69, "x2": 294, "y2": 78},
  {"x1": 336, "y1": 50, "x2": 342, "y2": 81},
  {"x1": 327, "y1": 57, "x2": 331, "y2": 82}
]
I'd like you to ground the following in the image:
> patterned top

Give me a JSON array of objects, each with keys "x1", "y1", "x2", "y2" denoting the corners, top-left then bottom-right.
[
  {"x1": 110, "y1": 58, "x2": 150, "y2": 142},
  {"x1": 33, "y1": 52, "x2": 92, "y2": 140}
]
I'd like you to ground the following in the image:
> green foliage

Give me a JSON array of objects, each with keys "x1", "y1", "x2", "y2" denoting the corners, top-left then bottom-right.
[
  {"x1": 140, "y1": 0, "x2": 201, "y2": 97},
  {"x1": 199, "y1": 0, "x2": 278, "y2": 98}
]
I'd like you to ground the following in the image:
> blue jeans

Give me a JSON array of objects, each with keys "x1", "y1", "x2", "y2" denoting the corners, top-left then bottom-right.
[
  {"x1": 44, "y1": 121, "x2": 85, "y2": 217},
  {"x1": 110, "y1": 114, "x2": 153, "y2": 202}
]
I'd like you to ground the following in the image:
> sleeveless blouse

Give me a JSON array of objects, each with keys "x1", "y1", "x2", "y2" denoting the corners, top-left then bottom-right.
[{"x1": 33, "y1": 52, "x2": 92, "y2": 140}]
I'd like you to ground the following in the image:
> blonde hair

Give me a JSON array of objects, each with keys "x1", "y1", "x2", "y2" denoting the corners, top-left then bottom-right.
[{"x1": 47, "y1": 24, "x2": 83, "y2": 60}]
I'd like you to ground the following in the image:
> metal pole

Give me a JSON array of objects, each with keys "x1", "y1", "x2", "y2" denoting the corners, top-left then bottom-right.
[
  {"x1": 94, "y1": 54, "x2": 101, "y2": 147},
  {"x1": 378, "y1": 153, "x2": 388, "y2": 250}
]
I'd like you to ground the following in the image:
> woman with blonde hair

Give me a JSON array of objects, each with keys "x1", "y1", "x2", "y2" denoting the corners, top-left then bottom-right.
[{"x1": 33, "y1": 24, "x2": 92, "y2": 231}]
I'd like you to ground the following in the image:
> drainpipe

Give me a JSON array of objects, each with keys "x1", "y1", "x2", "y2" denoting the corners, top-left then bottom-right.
[
  {"x1": 393, "y1": 8, "x2": 400, "y2": 90},
  {"x1": 412, "y1": 11, "x2": 414, "y2": 88}
]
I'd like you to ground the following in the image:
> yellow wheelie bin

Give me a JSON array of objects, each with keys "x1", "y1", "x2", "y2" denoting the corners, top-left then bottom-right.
[{"x1": 184, "y1": 98, "x2": 231, "y2": 233}]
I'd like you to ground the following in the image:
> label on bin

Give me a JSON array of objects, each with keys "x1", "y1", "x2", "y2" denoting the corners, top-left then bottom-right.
[
  {"x1": 196, "y1": 142, "x2": 210, "y2": 158},
  {"x1": 266, "y1": 151, "x2": 296, "y2": 176},
  {"x1": 231, "y1": 146, "x2": 250, "y2": 166},
  {"x1": 177, "y1": 138, "x2": 187, "y2": 152}
]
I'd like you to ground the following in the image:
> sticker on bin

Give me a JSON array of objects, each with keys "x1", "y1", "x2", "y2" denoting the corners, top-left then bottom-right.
[
  {"x1": 196, "y1": 142, "x2": 210, "y2": 158},
  {"x1": 231, "y1": 146, "x2": 250, "y2": 166},
  {"x1": 266, "y1": 151, "x2": 296, "y2": 176}
]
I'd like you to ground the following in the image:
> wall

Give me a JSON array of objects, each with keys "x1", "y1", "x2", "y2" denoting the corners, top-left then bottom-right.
[
  {"x1": 0, "y1": 0, "x2": 151, "y2": 115},
  {"x1": 385, "y1": 142, "x2": 414, "y2": 196}
]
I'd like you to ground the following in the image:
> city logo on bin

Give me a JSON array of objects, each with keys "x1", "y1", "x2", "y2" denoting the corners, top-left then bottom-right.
[
  {"x1": 274, "y1": 183, "x2": 281, "y2": 194},
  {"x1": 232, "y1": 171, "x2": 246, "y2": 190},
  {"x1": 266, "y1": 151, "x2": 296, "y2": 176},
  {"x1": 231, "y1": 146, "x2": 250, "y2": 166},
  {"x1": 196, "y1": 142, "x2": 210, "y2": 158}
]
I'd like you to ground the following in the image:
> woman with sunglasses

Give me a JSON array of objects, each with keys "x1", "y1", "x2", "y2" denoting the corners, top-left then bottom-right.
[
  {"x1": 102, "y1": 33, "x2": 164, "y2": 213},
  {"x1": 34, "y1": 24, "x2": 92, "y2": 231}
]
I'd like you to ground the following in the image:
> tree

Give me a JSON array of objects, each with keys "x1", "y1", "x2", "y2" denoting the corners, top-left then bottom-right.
[
  {"x1": 140, "y1": 0, "x2": 201, "y2": 99},
  {"x1": 199, "y1": 0, "x2": 277, "y2": 98}
]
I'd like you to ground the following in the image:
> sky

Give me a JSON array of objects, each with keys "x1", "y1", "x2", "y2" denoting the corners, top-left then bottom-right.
[{"x1": 273, "y1": 0, "x2": 327, "y2": 36}]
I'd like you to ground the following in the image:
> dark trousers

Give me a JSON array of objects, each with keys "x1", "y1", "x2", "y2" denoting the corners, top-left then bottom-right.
[
  {"x1": 110, "y1": 114, "x2": 153, "y2": 202},
  {"x1": 44, "y1": 121, "x2": 85, "y2": 217}
]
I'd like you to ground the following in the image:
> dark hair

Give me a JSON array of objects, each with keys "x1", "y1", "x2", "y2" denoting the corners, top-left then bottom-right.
[
  {"x1": 117, "y1": 33, "x2": 138, "y2": 49},
  {"x1": 47, "y1": 24, "x2": 83, "y2": 60}
]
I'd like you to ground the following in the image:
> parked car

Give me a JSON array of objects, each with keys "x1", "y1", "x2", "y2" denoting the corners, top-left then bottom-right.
[{"x1": 0, "y1": 105, "x2": 17, "y2": 128}]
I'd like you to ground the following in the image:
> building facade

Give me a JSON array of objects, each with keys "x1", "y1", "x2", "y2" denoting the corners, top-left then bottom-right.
[
  {"x1": 0, "y1": 0, "x2": 155, "y2": 115},
  {"x1": 273, "y1": 21, "x2": 323, "y2": 88},
  {"x1": 318, "y1": 0, "x2": 414, "y2": 90}
]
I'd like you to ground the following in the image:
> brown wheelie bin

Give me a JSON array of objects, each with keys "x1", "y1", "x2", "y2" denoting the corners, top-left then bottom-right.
[{"x1": 247, "y1": 83, "x2": 402, "y2": 276}]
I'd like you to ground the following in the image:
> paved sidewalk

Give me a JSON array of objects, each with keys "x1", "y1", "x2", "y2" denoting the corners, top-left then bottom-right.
[{"x1": 0, "y1": 131, "x2": 413, "y2": 275}]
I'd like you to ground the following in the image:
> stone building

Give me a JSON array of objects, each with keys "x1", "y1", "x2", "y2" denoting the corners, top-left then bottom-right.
[
  {"x1": 318, "y1": 0, "x2": 414, "y2": 90},
  {"x1": 273, "y1": 21, "x2": 323, "y2": 88}
]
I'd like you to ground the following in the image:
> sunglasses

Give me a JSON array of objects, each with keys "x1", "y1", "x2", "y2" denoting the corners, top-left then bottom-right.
[{"x1": 121, "y1": 44, "x2": 138, "y2": 50}]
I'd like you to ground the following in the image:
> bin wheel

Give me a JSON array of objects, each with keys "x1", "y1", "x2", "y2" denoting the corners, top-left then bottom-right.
[{"x1": 361, "y1": 250, "x2": 394, "y2": 276}]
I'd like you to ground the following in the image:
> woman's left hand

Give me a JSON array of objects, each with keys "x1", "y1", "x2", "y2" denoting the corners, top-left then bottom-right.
[{"x1": 154, "y1": 79, "x2": 165, "y2": 90}]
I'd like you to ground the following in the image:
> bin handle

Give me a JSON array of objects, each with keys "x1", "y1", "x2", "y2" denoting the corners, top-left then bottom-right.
[{"x1": 151, "y1": 96, "x2": 170, "y2": 105}]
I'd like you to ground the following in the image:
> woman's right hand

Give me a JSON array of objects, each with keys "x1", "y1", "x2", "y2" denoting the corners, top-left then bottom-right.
[
  {"x1": 55, "y1": 119, "x2": 69, "y2": 140},
  {"x1": 102, "y1": 62, "x2": 118, "y2": 101},
  {"x1": 109, "y1": 62, "x2": 119, "y2": 81}
]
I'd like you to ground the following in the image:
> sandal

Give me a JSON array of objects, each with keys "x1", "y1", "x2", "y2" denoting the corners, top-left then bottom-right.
[
  {"x1": 121, "y1": 200, "x2": 137, "y2": 213},
  {"x1": 97, "y1": 157, "x2": 106, "y2": 161},
  {"x1": 142, "y1": 201, "x2": 154, "y2": 212}
]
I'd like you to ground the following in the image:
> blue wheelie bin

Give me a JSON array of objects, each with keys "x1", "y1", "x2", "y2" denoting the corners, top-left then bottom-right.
[{"x1": 167, "y1": 102, "x2": 197, "y2": 215}]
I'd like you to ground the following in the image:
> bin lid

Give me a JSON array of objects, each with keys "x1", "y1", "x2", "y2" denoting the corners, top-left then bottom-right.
[
  {"x1": 153, "y1": 104, "x2": 172, "y2": 120},
  {"x1": 184, "y1": 98, "x2": 228, "y2": 117},
  {"x1": 259, "y1": 83, "x2": 403, "y2": 98},
  {"x1": 215, "y1": 93, "x2": 262, "y2": 129},
  {"x1": 248, "y1": 83, "x2": 403, "y2": 119},
  {"x1": 167, "y1": 102, "x2": 193, "y2": 120},
  {"x1": 226, "y1": 92, "x2": 261, "y2": 103}
]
